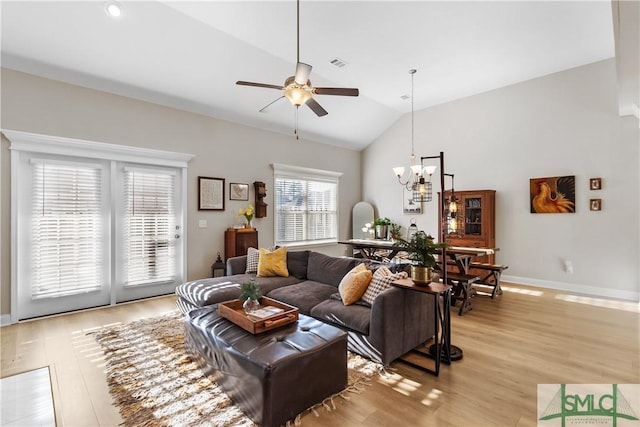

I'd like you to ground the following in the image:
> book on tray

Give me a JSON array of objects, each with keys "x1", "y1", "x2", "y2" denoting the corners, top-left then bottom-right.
[{"x1": 248, "y1": 306, "x2": 285, "y2": 319}]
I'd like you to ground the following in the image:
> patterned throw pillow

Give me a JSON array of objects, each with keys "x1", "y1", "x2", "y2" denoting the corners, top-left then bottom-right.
[
  {"x1": 338, "y1": 264, "x2": 373, "y2": 305},
  {"x1": 245, "y1": 247, "x2": 260, "y2": 273},
  {"x1": 257, "y1": 247, "x2": 289, "y2": 277},
  {"x1": 361, "y1": 266, "x2": 407, "y2": 305}
]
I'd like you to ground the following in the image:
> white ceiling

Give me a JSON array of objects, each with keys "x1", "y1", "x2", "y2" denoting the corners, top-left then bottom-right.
[{"x1": 1, "y1": 1, "x2": 616, "y2": 150}]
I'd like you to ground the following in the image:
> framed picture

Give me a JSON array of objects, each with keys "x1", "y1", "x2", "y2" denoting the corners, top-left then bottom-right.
[
  {"x1": 590, "y1": 178, "x2": 602, "y2": 190},
  {"x1": 529, "y1": 175, "x2": 575, "y2": 214},
  {"x1": 403, "y1": 187, "x2": 422, "y2": 214},
  {"x1": 590, "y1": 198, "x2": 602, "y2": 211},
  {"x1": 198, "y1": 176, "x2": 225, "y2": 210},
  {"x1": 230, "y1": 183, "x2": 249, "y2": 201}
]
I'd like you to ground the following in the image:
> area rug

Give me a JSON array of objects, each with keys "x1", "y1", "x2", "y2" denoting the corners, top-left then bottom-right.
[{"x1": 92, "y1": 311, "x2": 383, "y2": 427}]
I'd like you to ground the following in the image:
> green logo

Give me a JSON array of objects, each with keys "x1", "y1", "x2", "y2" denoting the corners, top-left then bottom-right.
[{"x1": 539, "y1": 384, "x2": 639, "y2": 427}]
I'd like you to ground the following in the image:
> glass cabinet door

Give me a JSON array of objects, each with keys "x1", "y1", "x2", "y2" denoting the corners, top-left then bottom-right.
[{"x1": 464, "y1": 197, "x2": 482, "y2": 236}]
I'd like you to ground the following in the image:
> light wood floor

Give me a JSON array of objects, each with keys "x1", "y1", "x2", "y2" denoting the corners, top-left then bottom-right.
[{"x1": 1, "y1": 284, "x2": 638, "y2": 426}]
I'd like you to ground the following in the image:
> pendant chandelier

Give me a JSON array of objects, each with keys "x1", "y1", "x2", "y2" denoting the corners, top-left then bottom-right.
[{"x1": 392, "y1": 69, "x2": 436, "y2": 201}]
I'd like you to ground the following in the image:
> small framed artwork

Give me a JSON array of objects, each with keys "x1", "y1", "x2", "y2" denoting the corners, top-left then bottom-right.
[
  {"x1": 590, "y1": 199, "x2": 602, "y2": 211},
  {"x1": 230, "y1": 183, "x2": 249, "y2": 201},
  {"x1": 198, "y1": 176, "x2": 225, "y2": 211},
  {"x1": 590, "y1": 178, "x2": 602, "y2": 190},
  {"x1": 403, "y1": 187, "x2": 422, "y2": 214}
]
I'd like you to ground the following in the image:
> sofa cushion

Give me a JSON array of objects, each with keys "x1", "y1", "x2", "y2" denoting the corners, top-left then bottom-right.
[
  {"x1": 310, "y1": 299, "x2": 370, "y2": 335},
  {"x1": 287, "y1": 250, "x2": 309, "y2": 280},
  {"x1": 245, "y1": 247, "x2": 260, "y2": 273},
  {"x1": 176, "y1": 274, "x2": 302, "y2": 309},
  {"x1": 306, "y1": 252, "x2": 359, "y2": 286},
  {"x1": 176, "y1": 277, "x2": 242, "y2": 308},
  {"x1": 338, "y1": 264, "x2": 373, "y2": 305},
  {"x1": 361, "y1": 267, "x2": 408, "y2": 305},
  {"x1": 266, "y1": 281, "x2": 338, "y2": 314},
  {"x1": 257, "y1": 247, "x2": 289, "y2": 277}
]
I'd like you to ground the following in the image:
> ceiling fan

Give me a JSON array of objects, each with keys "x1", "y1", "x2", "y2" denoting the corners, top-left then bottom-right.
[{"x1": 236, "y1": 0, "x2": 359, "y2": 128}]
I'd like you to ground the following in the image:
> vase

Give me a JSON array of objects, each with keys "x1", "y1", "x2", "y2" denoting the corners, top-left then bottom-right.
[
  {"x1": 245, "y1": 218, "x2": 253, "y2": 229},
  {"x1": 375, "y1": 225, "x2": 388, "y2": 240},
  {"x1": 243, "y1": 297, "x2": 260, "y2": 314},
  {"x1": 411, "y1": 266, "x2": 433, "y2": 285}
]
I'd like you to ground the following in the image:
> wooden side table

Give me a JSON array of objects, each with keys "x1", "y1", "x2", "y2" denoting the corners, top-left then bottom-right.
[{"x1": 391, "y1": 278, "x2": 457, "y2": 376}]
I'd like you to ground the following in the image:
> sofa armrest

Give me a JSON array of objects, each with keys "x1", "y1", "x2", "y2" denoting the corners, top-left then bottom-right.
[
  {"x1": 369, "y1": 286, "x2": 435, "y2": 364},
  {"x1": 226, "y1": 255, "x2": 248, "y2": 275}
]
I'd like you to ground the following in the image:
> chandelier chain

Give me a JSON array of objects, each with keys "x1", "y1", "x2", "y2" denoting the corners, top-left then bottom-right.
[{"x1": 411, "y1": 69, "x2": 415, "y2": 157}]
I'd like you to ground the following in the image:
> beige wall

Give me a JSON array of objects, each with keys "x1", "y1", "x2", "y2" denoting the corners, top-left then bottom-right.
[
  {"x1": 0, "y1": 69, "x2": 361, "y2": 317},
  {"x1": 363, "y1": 59, "x2": 640, "y2": 301}
]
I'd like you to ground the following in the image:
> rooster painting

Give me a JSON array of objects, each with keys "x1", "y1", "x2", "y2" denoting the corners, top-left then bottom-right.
[{"x1": 530, "y1": 176, "x2": 575, "y2": 214}]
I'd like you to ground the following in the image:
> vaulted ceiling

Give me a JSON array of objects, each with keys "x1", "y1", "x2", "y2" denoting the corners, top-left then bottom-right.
[{"x1": 2, "y1": 1, "x2": 629, "y2": 150}]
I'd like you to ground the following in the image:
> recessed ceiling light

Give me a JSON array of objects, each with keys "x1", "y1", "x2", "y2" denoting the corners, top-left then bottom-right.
[{"x1": 105, "y1": 1, "x2": 122, "y2": 18}]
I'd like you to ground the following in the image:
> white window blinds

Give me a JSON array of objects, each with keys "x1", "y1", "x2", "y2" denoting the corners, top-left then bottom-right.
[
  {"x1": 274, "y1": 164, "x2": 340, "y2": 246},
  {"x1": 31, "y1": 161, "x2": 104, "y2": 299},
  {"x1": 123, "y1": 168, "x2": 177, "y2": 287}
]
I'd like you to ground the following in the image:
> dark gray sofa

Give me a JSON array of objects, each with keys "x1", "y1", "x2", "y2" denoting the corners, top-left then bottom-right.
[{"x1": 176, "y1": 250, "x2": 435, "y2": 365}]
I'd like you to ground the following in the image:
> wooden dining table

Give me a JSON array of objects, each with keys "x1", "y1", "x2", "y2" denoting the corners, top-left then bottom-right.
[
  {"x1": 340, "y1": 239, "x2": 498, "y2": 316},
  {"x1": 338, "y1": 239, "x2": 496, "y2": 272}
]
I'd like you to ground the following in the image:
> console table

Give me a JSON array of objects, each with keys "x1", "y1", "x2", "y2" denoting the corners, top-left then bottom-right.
[
  {"x1": 225, "y1": 227, "x2": 258, "y2": 259},
  {"x1": 391, "y1": 278, "x2": 456, "y2": 376}
]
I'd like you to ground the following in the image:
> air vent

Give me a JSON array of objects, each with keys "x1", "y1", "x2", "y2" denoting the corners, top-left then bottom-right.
[{"x1": 329, "y1": 58, "x2": 347, "y2": 68}]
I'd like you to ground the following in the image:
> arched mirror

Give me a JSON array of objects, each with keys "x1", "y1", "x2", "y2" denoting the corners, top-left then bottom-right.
[{"x1": 352, "y1": 202, "x2": 374, "y2": 239}]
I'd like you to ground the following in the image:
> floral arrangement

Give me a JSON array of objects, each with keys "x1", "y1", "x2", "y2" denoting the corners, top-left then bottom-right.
[
  {"x1": 239, "y1": 279, "x2": 262, "y2": 301},
  {"x1": 238, "y1": 204, "x2": 254, "y2": 226}
]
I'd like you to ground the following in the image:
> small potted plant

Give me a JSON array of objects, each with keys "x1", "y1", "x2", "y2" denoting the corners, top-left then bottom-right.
[
  {"x1": 397, "y1": 231, "x2": 447, "y2": 284},
  {"x1": 239, "y1": 279, "x2": 262, "y2": 313},
  {"x1": 373, "y1": 217, "x2": 392, "y2": 240},
  {"x1": 389, "y1": 223, "x2": 402, "y2": 242}
]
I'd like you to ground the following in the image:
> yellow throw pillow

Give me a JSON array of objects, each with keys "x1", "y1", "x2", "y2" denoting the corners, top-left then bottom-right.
[
  {"x1": 257, "y1": 247, "x2": 289, "y2": 277},
  {"x1": 338, "y1": 264, "x2": 373, "y2": 305}
]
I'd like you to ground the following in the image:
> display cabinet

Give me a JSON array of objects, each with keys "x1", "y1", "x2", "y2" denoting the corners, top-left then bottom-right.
[
  {"x1": 225, "y1": 228, "x2": 258, "y2": 259},
  {"x1": 438, "y1": 189, "x2": 496, "y2": 264}
]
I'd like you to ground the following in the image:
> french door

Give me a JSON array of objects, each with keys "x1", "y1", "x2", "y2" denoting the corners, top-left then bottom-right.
[
  {"x1": 114, "y1": 164, "x2": 183, "y2": 303},
  {"x1": 15, "y1": 157, "x2": 113, "y2": 319},
  {"x1": 10, "y1": 130, "x2": 189, "y2": 321}
]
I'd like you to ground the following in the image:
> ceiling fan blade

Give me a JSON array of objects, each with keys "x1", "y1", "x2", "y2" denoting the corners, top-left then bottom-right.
[
  {"x1": 259, "y1": 96, "x2": 285, "y2": 113},
  {"x1": 306, "y1": 97, "x2": 328, "y2": 117},
  {"x1": 294, "y1": 62, "x2": 312, "y2": 85},
  {"x1": 313, "y1": 87, "x2": 359, "y2": 97},
  {"x1": 236, "y1": 81, "x2": 283, "y2": 90}
]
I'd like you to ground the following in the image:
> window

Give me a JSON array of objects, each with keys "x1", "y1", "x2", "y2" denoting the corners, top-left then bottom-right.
[
  {"x1": 31, "y1": 159, "x2": 104, "y2": 299},
  {"x1": 123, "y1": 168, "x2": 177, "y2": 287},
  {"x1": 273, "y1": 163, "x2": 342, "y2": 246}
]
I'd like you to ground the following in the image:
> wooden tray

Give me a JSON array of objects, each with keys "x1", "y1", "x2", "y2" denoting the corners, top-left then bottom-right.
[{"x1": 218, "y1": 296, "x2": 299, "y2": 334}]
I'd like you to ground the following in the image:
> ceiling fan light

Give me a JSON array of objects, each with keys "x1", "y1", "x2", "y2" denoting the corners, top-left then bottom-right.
[{"x1": 284, "y1": 85, "x2": 311, "y2": 106}]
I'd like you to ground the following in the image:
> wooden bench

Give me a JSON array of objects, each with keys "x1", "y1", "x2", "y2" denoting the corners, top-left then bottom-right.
[
  {"x1": 439, "y1": 261, "x2": 508, "y2": 299},
  {"x1": 441, "y1": 271, "x2": 479, "y2": 316},
  {"x1": 469, "y1": 263, "x2": 508, "y2": 299}
]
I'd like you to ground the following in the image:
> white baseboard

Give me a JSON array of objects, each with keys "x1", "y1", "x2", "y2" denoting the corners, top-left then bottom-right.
[
  {"x1": 0, "y1": 314, "x2": 12, "y2": 327},
  {"x1": 502, "y1": 274, "x2": 640, "y2": 302}
]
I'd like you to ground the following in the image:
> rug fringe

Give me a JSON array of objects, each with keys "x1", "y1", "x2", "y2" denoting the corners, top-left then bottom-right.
[{"x1": 289, "y1": 364, "x2": 382, "y2": 425}]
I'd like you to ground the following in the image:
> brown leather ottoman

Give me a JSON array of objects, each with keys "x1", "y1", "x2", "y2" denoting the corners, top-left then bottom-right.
[{"x1": 184, "y1": 305, "x2": 348, "y2": 427}]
